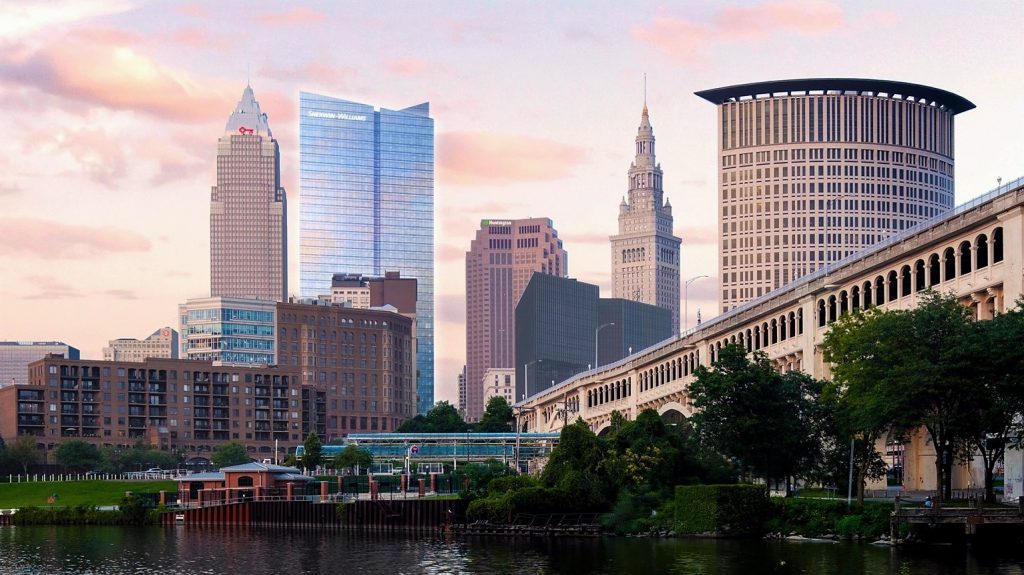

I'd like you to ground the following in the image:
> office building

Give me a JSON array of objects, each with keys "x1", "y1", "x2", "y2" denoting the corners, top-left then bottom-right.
[
  {"x1": 276, "y1": 299, "x2": 417, "y2": 430},
  {"x1": 210, "y1": 84, "x2": 287, "y2": 301},
  {"x1": 515, "y1": 274, "x2": 598, "y2": 400},
  {"x1": 597, "y1": 299, "x2": 673, "y2": 367},
  {"x1": 179, "y1": 297, "x2": 277, "y2": 365},
  {"x1": 610, "y1": 103, "x2": 682, "y2": 330},
  {"x1": 0, "y1": 342, "x2": 79, "y2": 387},
  {"x1": 465, "y1": 217, "x2": 567, "y2": 421},
  {"x1": 299, "y1": 92, "x2": 434, "y2": 413},
  {"x1": 457, "y1": 365, "x2": 467, "y2": 419},
  {"x1": 103, "y1": 327, "x2": 178, "y2": 362},
  {"x1": 482, "y1": 368, "x2": 515, "y2": 405},
  {"x1": 695, "y1": 78, "x2": 974, "y2": 311}
]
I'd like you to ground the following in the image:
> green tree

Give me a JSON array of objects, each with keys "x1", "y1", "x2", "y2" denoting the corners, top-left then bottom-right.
[
  {"x1": 7, "y1": 435, "x2": 40, "y2": 474},
  {"x1": 54, "y1": 440, "x2": 103, "y2": 473},
  {"x1": 965, "y1": 303, "x2": 1024, "y2": 502},
  {"x1": 211, "y1": 442, "x2": 251, "y2": 468},
  {"x1": 689, "y1": 344, "x2": 825, "y2": 494},
  {"x1": 397, "y1": 401, "x2": 467, "y2": 433},
  {"x1": 302, "y1": 433, "x2": 323, "y2": 471},
  {"x1": 541, "y1": 418, "x2": 613, "y2": 510},
  {"x1": 332, "y1": 444, "x2": 372, "y2": 473},
  {"x1": 100, "y1": 443, "x2": 179, "y2": 473},
  {"x1": 476, "y1": 396, "x2": 514, "y2": 432},
  {"x1": 823, "y1": 292, "x2": 984, "y2": 503}
]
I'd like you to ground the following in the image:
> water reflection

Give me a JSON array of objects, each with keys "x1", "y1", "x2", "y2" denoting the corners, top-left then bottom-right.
[{"x1": 1, "y1": 526, "x2": 1024, "y2": 575}]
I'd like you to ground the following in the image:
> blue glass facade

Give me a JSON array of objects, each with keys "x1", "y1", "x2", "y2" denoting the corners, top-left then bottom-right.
[
  {"x1": 179, "y1": 298, "x2": 277, "y2": 365},
  {"x1": 299, "y1": 92, "x2": 434, "y2": 414}
]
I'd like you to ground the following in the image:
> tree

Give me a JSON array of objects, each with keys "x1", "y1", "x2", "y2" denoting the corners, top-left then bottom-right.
[
  {"x1": 476, "y1": 396, "x2": 514, "y2": 432},
  {"x1": 302, "y1": 433, "x2": 323, "y2": 471},
  {"x1": 689, "y1": 344, "x2": 825, "y2": 494},
  {"x1": 7, "y1": 435, "x2": 40, "y2": 474},
  {"x1": 332, "y1": 444, "x2": 372, "y2": 474},
  {"x1": 964, "y1": 303, "x2": 1024, "y2": 502},
  {"x1": 211, "y1": 442, "x2": 251, "y2": 468},
  {"x1": 397, "y1": 401, "x2": 468, "y2": 433},
  {"x1": 54, "y1": 441, "x2": 103, "y2": 472},
  {"x1": 823, "y1": 292, "x2": 984, "y2": 503},
  {"x1": 541, "y1": 418, "x2": 613, "y2": 510}
]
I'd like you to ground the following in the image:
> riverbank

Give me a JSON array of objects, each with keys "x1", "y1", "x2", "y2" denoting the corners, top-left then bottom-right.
[{"x1": 0, "y1": 480, "x2": 175, "y2": 509}]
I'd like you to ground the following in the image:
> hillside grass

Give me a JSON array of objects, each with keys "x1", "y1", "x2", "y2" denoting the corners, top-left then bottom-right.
[{"x1": 0, "y1": 481, "x2": 176, "y2": 509}]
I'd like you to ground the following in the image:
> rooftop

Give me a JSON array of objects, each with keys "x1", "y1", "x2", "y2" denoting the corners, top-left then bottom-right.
[{"x1": 695, "y1": 78, "x2": 975, "y2": 114}]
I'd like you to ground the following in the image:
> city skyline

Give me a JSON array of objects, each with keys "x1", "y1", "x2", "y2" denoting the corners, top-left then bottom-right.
[{"x1": 1, "y1": 1, "x2": 1023, "y2": 406}]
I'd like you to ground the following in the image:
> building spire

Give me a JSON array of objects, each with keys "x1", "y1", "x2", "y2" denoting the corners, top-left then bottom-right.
[{"x1": 643, "y1": 73, "x2": 648, "y2": 115}]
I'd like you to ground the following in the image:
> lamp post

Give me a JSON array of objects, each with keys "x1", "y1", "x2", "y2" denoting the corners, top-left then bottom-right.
[
  {"x1": 524, "y1": 359, "x2": 543, "y2": 399},
  {"x1": 595, "y1": 323, "x2": 615, "y2": 370},
  {"x1": 684, "y1": 275, "x2": 710, "y2": 330}
]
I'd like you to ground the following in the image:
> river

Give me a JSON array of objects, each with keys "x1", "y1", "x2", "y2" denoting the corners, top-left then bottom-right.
[{"x1": 1, "y1": 526, "x2": 1023, "y2": 574}]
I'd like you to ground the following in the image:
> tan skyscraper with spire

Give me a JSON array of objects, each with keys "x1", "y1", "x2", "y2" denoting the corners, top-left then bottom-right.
[
  {"x1": 610, "y1": 103, "x2": 682, "y2": 331},
  {"x1": 210, "y1": 85, "x2": 287, "y2": 301}
]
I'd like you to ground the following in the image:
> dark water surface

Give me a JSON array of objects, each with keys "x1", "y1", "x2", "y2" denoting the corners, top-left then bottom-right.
[{"x1": 1, "y1": 526, "x2": 1023, "y2": 574}]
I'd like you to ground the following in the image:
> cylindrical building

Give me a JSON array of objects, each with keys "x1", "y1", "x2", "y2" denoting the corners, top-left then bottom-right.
[{"x1": 696, "y1": 79, "x2": 974, "y2": 312}]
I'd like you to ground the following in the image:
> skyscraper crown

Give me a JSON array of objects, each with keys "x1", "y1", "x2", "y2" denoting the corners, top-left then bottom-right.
[{"x1": 224, "y1": 84, "x2": 272, "y2": 137}]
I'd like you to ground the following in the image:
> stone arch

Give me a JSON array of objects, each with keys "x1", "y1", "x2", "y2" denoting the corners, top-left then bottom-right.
[
  {"x1": 914, "y1": 259, "x2": 926, "y2": 292},
  {"x1": 959, "y1": 241, "x2": 972, "y2": 275},
  {"x1": 874, "y1": 276, "x2": 885, "y2": 305},
  {"x1": 851, "y1": 286, "x2": 861, "y2": 312},
  {"x1": 928, "y1": 253, "x2": 941, "y2": 286},
  {"x1": 887, "y1": 270, "x2": 898, "y2": 302},
  {"x1": 943, "y1": 247, "x2": 956, "y2": 281},
  {"x1": 862, "y1": 281, "x2": 873, "y2": 308},
  {"x1": 976, "y1": 234, "x2": 989, "y2": 269},
  {"x1": 658, "y1": 401, "x2": 692, "y2": 421},
  {"x1": 993, "y1": 227, "x2": 1004, "y2": 263},
  {"x1": 595, "y1": 423, "x2": 612, "y2": 437},
  {"x1": 900, "y1": 265, "x2": 912, "y2": 297}
]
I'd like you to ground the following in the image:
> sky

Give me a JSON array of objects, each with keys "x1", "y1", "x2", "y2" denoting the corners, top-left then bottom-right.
[{"x1": 1, "y1": 0, "x2": 1023, "y2": 405}]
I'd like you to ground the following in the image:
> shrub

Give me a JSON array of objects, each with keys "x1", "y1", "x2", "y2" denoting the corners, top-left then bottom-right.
[{"x1": 674, "y1": 484, "x2": 769, "y2": 536}]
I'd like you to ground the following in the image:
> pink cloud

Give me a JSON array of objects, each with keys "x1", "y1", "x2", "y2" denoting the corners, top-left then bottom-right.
[
  {"x1": 437, "y1": 243, "x2": 465, "y2": 263},
  {"x1": 715, "y1": 0, "x2": 844, "y2": 40},
  {"x1": 22, "y1": 275, "x2": 85, "y2": 300},
  {"x1": 0, "y1": 183, "x2": 19, "y2": 196},
  {"x1": 53, "y1": 127, "x2": 128, "y2": 187},
  {"x1": 631, "y1": 16, "x2": 710, "y2": 66},
  {"x1": 0, "y1": 218, "x2": 152, "y2": 259},
  {"x1": 0, "y1": 38, "x2": 231, "y2": 122},
  {"x1": 386, "y1": 58, "x2": 444, "y2": 77},
  {"x1": 257, "y1": 7, "x2": 325, "y2": 26},
  {"x1": 262, "y1": 61, "x2": 356, "y2": 89},
  {"x1": 438, "y1": 132, "x2": 587, "y2": 186},
  {"x1": 633, "y1": 1, "x2": 845, "y2": 64},
  {"x1": 175, "y1": 4, "x2": 209, "y2": 17},
  {"x1": 161, "y1": 28, "x2": 226, "y2": 49}
]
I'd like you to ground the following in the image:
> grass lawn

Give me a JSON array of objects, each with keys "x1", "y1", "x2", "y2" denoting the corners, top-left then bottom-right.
[{"x1": 0, "y1": 481, "x2": 177, "y2": 509}]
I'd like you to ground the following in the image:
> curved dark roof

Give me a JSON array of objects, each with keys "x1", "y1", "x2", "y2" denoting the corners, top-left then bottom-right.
[{"x1": 695, "y1": 78, "x2": 975, "y2": 114}]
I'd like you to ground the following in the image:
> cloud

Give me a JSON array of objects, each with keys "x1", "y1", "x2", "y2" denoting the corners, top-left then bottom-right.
[
  {"x1": 0, "y1": 1, "x2": 135, "y2": 39},
  {"x1": 0, "y1": 183, "x2": 19, "y2": 196},
  {"x1": 561, "y1": 232, "x2": 613, "y2": 246},
  {"x1": 262, "y1": 61, "x2": 356, "y2": 88},
  {"x1": 564, "y1": 25, "x2": 606, "y2": 44},
  {"x1": 436, "y1": 293, "x2": 466, "y2": 325},
  {"x1": 0, "y1": 34, "x2": 232, "y2": 122},
  {"x1": 437, "y1": 243, "x2": 466, "y2": 263},
  {"x1": 0, "y1": 218, "x2": 152, "y2": 259},
  {"x1": 633, "y1": 1, "x2": 844, "y2": 65},
  {"x1": 175, "y1": 4, "x2": 209, "y2": 17},
  {"x1": 438, "y1": 132, "x2": 587, "y2": 186},
  {"x1": 22, "y1": 275, "x2": 85, "y2": 300},
  {"x1": 257, "y1": 7, "x2": 325, "y2": 26},
  {"x1": 386, "y1": 58, "x2": 445, "y2": 77},
  {"x1": 103, "y1": 289, "x2": 139, "y2": 300},
  {"x1": 446, "y1": 20, "x2": 504, "y2": 43},
  {"x1": 53, "y1": 127, "x2": 128, "y2": 187},
  {"x1": 161, "y1": 28, "x2": 226, "y2": 49}
]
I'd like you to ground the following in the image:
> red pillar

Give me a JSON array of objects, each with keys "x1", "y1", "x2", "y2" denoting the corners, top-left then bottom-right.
[
  {"x1": 401, "y1": 474, "x2": 408, "y2": 493},
  {"x1": 370, "y1": 480, "x2": 379, "y2": 501},
  {"x1": 159, "y1": 491, "x2": 166, "y2": 506},
  {"x1": 286, "y1": 483, "x2": 294, "y2": 501},
  {"x1": 418, "y1": 479, "x2": 425, "y2": 498},
  {"x1": 430, "y1": 474, "x2": 437, "y2": 494},
  {"x1": 321, "y1": 481, "x2": 328, "y2": 502},
  {"x1": 198, "y1": 489, "x2": 204, "y2": 506}
]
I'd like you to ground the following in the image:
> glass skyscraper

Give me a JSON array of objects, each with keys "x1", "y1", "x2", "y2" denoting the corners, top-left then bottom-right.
[{"x1": 299, "y1": 92, "x2": 434, "y2": 414}]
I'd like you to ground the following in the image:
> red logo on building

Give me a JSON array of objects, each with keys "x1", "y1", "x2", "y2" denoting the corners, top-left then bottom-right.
[{"x1": 239, "y1": 126, "x2": 254, "y2": 135}]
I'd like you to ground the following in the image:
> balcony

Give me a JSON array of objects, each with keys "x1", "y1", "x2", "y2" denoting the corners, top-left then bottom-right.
[{"x1": 17, "y1": 414, "x2": 43, "y2": 426}]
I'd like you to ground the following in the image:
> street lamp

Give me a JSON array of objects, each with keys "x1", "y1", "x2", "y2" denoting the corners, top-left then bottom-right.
[
  {"x1": 684, "y1": 275, "x2": 710, "y2": 330},
  {"x1": 524, "y1": 359, "x2": 543, "y2": 399},
  {"x1": 595, "y1": 323, "x2": 615, "y2": 370}
]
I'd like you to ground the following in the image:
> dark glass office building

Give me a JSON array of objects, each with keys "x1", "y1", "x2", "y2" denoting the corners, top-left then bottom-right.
[
  {"x1": 299, "y1": 92, "x2": 434, "y2": 414},
  {"x1": 515, "y1": 274, "x2": 598, "y2": 401},
  {"x1": 597, "y1": 299, "x2": 672, "y2": 367}
]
